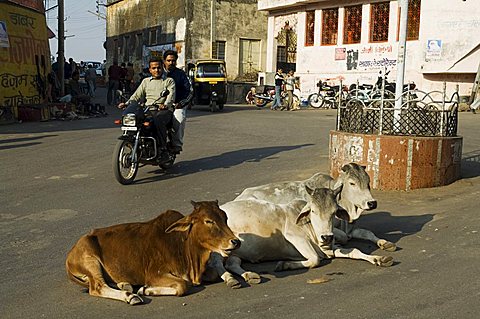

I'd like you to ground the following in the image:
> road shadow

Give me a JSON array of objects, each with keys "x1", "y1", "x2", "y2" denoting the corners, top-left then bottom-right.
[
  {"x1": 461, "y1": 149, "x2": 480, "y2": 179},
  {"x1": 347, "y1": 211, "x2": 434, "y2": 253},
  {"x1": 134, "y1": 144, "x2": 314, "y2": 184},
  {"x1": 0, "y1": 134, "x2": 58, "y2": 151}
]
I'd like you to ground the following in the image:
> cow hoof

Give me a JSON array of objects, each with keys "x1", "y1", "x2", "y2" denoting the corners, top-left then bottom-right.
[
  {"x1": 378, "y1": 239, "x2": 396, "y2": 252},
  {"x1": 127, "y1": 293, "x2": 143, "y2": 305},
  {"x1": 117, "y1": 282, "x2": 133, "y2": 292},
  {"x1": 274, "y1": 261, "x2": 286, "y2": 272},
  {"x1": 243, "y1": 272, "x2": 261, "y2": 285},
  {"x1": 137, "y1": 286, "x2": 146, "y2": 295},
  {"x1": 226, "y1": 277, "x2": 242, "y2": 289},
  {"x1": 374, "y1": 256, "x2": 394, "y2": 267}
]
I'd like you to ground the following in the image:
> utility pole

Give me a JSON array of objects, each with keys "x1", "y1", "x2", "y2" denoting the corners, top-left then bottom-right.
[
  {"x1": 210, "y1": 0, "x2": 216, "y2": 58},
  {"x1": 58, "y1": 0, "x2": 65, "y2": 96},
  {"x1": 394, "y1": 0, "x2": 408, "y2": 127}
]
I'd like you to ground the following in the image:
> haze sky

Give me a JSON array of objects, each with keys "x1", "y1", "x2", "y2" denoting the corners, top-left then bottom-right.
[{"x1": 46, "y1": 0, "x2": 106, "y2": 63}]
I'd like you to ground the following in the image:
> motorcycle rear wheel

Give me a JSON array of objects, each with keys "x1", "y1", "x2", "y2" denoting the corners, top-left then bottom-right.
[
  {"x1": 308, "y1": 93, "x2": 324, "y2": 108},
  {"x1": 255, "y1": 97, "x2": 268, "y2": 107},
  {"x1": 113, "y1": 140, "x2": 139, "y2": 185},
  {"x1": 210, "y1": 100, "x2": 218, "y2": 112}
]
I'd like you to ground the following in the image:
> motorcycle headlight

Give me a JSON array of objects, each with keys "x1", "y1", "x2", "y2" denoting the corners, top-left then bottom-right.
[{"x1": 122, "y1": 113, "x2": 136, "y2": 126}]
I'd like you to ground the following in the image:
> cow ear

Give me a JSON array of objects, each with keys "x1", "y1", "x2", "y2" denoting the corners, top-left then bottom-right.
[
  {"x1": 305, "y1": 185, "x2": 314, "y2": 196},
  {"x1": 335, "y1": 208, "x2": 350, "y2": 221},
  {"x1": 165, "y1": 216, "x2": 192, "y2": 233},
  {"x1": 341, "y1": 163, "x2": 352, "y2": 173},
  {"x1": 295, "y1": 203, "x2": 311, "y2": 225}
]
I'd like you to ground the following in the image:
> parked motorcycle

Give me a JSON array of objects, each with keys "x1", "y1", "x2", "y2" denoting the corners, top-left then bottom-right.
[
  {"x1": 112, "y1": 89, "x2": 176, "y2": 185},
  {"x1": 308, "y1": 80, "x2": 348, "y2": 109},
  {"x1": 374, "y1": 70, "x2": 416, "y2": 98},
  {"x1": 254, "y1": 85, "x2": 300, "y2": 108}
]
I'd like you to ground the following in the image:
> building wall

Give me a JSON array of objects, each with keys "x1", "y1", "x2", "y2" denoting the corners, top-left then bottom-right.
[
  {"x1": 105, "y1": 0, "x2": 187, "y2": 75},
  {"x1": 0, "y1": 1, "x2": 50, "y2": 114},
  {"x1": 106, "y1": 0, "x2": 268, "y2": 81},
  {"x1": 259, "y1": 0, "x2": 480, "y2": 96}
]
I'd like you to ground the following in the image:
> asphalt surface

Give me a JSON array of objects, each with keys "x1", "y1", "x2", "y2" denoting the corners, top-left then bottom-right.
[{"x1": 1, "y1": 89, "x2": 479, "y2": 318}]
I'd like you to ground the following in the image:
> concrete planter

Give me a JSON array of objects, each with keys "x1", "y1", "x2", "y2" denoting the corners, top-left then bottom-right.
[{"x1": 329, "y1": 130, "x2": 463, "y2": 191}]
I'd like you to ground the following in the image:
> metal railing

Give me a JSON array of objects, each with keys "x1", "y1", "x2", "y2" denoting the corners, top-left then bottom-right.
[{"x1": 336, "y1": 82, "x2": 459, "y2": 137}]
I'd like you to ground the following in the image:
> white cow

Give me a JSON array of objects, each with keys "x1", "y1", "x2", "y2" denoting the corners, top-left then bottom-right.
[
  {"x1": 210, "y1": 186, "x2": 392, "y2": 289},
  {"x1": 235, "y1": 163, "x2": 396, "y2": 252}
]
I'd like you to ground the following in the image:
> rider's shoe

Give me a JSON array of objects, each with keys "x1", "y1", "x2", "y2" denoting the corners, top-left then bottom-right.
[
  {"x1": 158, "y1": 151, "x2": 170, "y2": 164},
  {"x1": 169, "y1": 145, "x2": 182, "y2": 154}
]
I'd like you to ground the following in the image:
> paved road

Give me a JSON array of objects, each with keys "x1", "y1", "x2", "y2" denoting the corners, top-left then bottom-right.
[{"x1": 1, "y1": 96, "x2": 479, "y2": 318}]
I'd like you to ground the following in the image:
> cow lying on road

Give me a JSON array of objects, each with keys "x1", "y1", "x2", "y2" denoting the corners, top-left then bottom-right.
[
  {"x1": 209, "y1": 187, "x2": 350, "y2": 288},
  {"x1": 235, "y1": 163, "x2": 396, "y2": 252},
  {"x1": 66, "y1": 201, "x2": 240, "y2": 304}
]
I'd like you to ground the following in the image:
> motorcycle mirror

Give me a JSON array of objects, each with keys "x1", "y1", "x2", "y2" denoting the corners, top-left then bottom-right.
[{"x1": 160, "y1": 89, "x2": 169, "y2": 97}]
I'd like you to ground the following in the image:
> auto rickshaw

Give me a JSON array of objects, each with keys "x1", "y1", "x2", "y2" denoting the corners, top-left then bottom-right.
[{"x1": 187, "y1": 59, "x2": 227, "y2": 112}]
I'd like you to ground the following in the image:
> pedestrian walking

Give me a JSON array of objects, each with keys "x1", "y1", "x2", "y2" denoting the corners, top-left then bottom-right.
[
  {"x1": 107, "y1": 61, "x2": 122, "y2": 105},
  {"x1": 271, "y1": 68, "x2": 284, "y2": 110}
]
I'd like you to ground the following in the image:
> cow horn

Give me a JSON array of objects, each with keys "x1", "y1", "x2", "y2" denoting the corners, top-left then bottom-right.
[
  {"x1": 191, "y1": 200, "x2": 199, "y2": 209},
  {"x1": 332, "y1": 185, "x2": 342, "y2": 197}
]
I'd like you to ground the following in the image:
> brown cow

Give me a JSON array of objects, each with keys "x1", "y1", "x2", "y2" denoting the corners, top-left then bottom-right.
[{"x1": 65, "y1": 201, "x2": 240, "y2": 305}]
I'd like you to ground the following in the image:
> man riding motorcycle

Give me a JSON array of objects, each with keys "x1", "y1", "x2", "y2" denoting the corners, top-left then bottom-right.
[{"x1": 117, "y1": 58, "x2": 176, "y2": 164}]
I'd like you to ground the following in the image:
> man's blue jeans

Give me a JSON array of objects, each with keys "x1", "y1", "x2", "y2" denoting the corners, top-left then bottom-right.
[{"x1": 272, "y1": 86, "x2": 282, "y2": 108}]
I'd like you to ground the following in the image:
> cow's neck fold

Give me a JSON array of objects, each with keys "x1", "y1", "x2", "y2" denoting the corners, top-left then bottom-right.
[{"x1": 184, "y1": 239, "x2": 210, "y2": 285}]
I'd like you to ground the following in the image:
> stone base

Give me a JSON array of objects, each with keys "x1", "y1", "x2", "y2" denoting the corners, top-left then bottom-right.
[{"x1": 329, "y1": 131, "x2": 463, "y2": 190}]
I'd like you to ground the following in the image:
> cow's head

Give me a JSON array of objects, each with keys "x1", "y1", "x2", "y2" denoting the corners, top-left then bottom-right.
[
  {"x1": 334, "y1": 163, "x2": 377, "y2": 223},
  {"x1": 295, "y1": 187, "x2": 348, "y2": 251},
  {"x1": 166, "y1": 200, "x2": 240, "y2": 257}
]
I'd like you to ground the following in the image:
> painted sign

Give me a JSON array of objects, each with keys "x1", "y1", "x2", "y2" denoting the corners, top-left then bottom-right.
[
  {"x1": 356, "y1": 44, "x2": 397, "y2": 70},
  {"x1": 0, "y1": 3, "x2": 50, "y2": 113}
]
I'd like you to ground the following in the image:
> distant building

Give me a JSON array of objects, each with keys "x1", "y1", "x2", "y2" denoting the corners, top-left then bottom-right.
[
  {"x1": 0, "y1": 0, "x2": 51, "y2": 116},
  {"x1": 258, "y1": 0, "x2": 480, "y2": 96},
  {"x1": 105, "y1": 0, "x2": 268, "y2": 81}
]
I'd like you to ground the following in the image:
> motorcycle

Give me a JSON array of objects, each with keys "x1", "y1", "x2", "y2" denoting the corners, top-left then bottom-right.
[
  {"x1": 374, "y1": 70, "x2": 416, "y2": 98},
  {"x1": 308, "y1": 80, "x2": 348, "y2": 109},
  {"x1": 112, "y1": 89, "x2": 176, "y2": 185},
  {"x1": 254, "y1": 85, "x2": 300, "y2": 108}
]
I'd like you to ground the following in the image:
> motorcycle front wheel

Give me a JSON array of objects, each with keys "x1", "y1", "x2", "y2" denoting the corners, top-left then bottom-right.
[
  {"x1": 308, "y1": 93, "x2": 324, "y2": 108},
  {"x1": 113, "y1": 139, "x2": 139, "y2": 185}
]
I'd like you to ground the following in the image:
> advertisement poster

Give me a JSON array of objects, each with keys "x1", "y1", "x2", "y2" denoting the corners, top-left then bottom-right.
[
  {"x1": 426, "y1": 39, "x2": 442, "y2": 60},
  {"x1": 335, "y1": 48, "x2": 346, "y2": 60}
]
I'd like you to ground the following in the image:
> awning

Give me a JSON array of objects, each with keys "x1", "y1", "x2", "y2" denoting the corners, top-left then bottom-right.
[
  {"x1": 47, "y1": 26, "x2": 55, "y2": 39},
  {"x1": 446, "y1": 44, "x2": 480, "y2": 73},
  {"x1": 423, "y1": 44, "x2": 480, "y2": 74}
]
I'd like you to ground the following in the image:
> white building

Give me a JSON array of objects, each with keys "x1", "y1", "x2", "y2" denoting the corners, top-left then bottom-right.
[{"x1": 258, "y1": 0, "x2": 480, "y2": 97}]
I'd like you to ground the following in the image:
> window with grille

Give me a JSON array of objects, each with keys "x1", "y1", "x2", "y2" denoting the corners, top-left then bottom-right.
[
  {"x1": 305, "y1": 11, "x2": 315, "y2": 46},
  {"x1": 343, "y1": 5, "x2": 362, "y2": 44},
  {"x1": 370, "y1": 2, "x2": 390, "y2": 42},
  {"x1": 212, "y1": 41, "x2": 226, "y2": 60},
  {"x1": 407, "y1": 0, "x2": 421, "y2": 40},
  {"x1": 321, "y1": 8, "x2": 338, "y2": 45},
  {"x1": 277, "y1": 46, "x2": 286, "y2": 63}
]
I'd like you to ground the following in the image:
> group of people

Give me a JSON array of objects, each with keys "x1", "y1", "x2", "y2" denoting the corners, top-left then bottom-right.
[
  {"x1": 117, "y1": 50, "x2": 193, "y2": 163},
  {"x1": 271, "y1": 68, "x2": 300, "y2": 111},
  {"x1": 106, "y1": 62, "x2": 137, "y2": 106}
]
